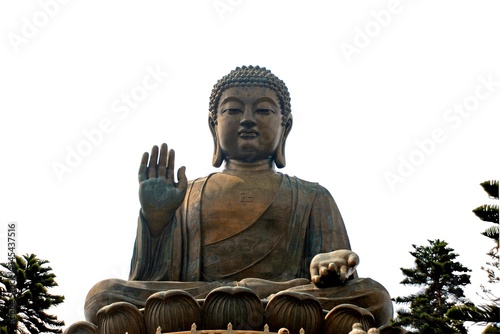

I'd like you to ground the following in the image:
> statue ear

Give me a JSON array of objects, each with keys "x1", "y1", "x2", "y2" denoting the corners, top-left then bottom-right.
[
  {"x1": 209, "y1": 115, "x2": 224, "y2": 167},
  {"x1": 275, "y1": 114, "x2": 293, "y2": 168}
]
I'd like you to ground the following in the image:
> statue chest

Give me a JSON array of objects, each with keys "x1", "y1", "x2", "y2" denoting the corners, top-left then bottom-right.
[
  {"x1": 199, "y1": 172, "x2": 294, "y2": 280},
  {"x1": 200, "y1": 173, "x2": 283, "y2": 245}
]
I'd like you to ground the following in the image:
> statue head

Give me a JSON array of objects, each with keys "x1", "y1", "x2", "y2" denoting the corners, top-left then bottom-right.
[{"x1": 209, "y1": 66, "x2": 293, "y2": 168}]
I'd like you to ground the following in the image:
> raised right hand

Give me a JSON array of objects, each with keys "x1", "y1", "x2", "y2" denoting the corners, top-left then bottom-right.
[{"x1": 138, "y1": 143, "x2": 187, "y2": 236}]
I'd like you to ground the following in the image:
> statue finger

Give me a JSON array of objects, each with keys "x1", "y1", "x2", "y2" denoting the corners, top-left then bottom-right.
[
  {"x1": 167, "y1": 149, "x2": 176, "y2": 182},
  {"x1": 148, "y1": 145, "x2": 159, "y2": 179},
  {"x1": 138, "y1": 152, "x2": 149, "y2": 183},
  {"x1": 177, "y1": 166, "x2": 188, "y2": 191},
  {"x1": 311, "y1": 275, "x2": 321, "y2": 285},
  {"x1": 158, "y1": 143, "x2": 168, "y2": 178},
  {"x1": 328, "y1": 262, "x2": 338, "y2": 273},
  {"x1": 339, "y1": 265, "x2": 348, "y2": 282},
  {"x1": 348, "y1": 253, "x2": 359, "y2": 268},
  {"x1": 320, "y1": 265, "x2": 329, "y2": 277}
]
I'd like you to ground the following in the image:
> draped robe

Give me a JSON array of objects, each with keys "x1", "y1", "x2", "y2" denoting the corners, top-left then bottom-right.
[
  {"x1": 85, "y1": 173, "x2": 392, "y2": 326},
  {"x1": 129, "y1": 173, "x2": 350, "y2": 282}
]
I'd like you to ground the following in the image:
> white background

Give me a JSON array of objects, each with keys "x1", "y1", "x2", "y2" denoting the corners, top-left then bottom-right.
[{"x1": 1, "y1": 1, "x2": 499, "y2": 333}]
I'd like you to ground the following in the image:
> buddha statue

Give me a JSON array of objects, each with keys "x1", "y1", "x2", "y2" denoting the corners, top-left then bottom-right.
[{"x1": 78, "y1": 66, "x2": 396, "y2": 334}]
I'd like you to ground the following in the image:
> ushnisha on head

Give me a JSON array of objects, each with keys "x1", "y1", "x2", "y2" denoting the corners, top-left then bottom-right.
[{"x1": 209, "y1": 65, "x2": 293, "y2": 168}]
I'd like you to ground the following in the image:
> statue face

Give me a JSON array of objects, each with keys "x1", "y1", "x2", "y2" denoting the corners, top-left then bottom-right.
[{"x1": 215, "y1": 86, "x2": 284, "y2": 163}]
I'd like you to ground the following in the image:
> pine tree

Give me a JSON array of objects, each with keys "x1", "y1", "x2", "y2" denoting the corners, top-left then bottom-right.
[
  {"x1": 0, "y1": 254, "x2": 65, "y2": 333},
  {"x1": 392, "y1": 239, "x2": 472, "y2": 334},
  {"x1": 447, "y1": 180, "x2": 499, "y2": 332},
  {"x1": 476, "y1": 180, "x2": 499, "y2": 292}
]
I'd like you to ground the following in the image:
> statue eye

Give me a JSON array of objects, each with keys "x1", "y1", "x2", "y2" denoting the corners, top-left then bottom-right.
[
  {"x1": 255, "y1": 108, "x2": 275, "y2": 114},
  {"x1": 223, "y1": 108, "x2": 242, "y2": 115}
]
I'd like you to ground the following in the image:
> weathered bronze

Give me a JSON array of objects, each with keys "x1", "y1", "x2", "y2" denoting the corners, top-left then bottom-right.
[{"x1": 76, "y1": 66, "x2": 400, "y2": 334}]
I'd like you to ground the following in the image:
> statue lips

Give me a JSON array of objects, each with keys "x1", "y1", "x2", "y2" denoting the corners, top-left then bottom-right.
[{"x1": 238, "y1": 129, "x2": 259, "y2": 138}]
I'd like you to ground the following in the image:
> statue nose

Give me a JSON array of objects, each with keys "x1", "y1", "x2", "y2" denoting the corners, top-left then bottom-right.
[
  {"x1": 240, "y1": 109, "x2": 256, "y2": 128},
  {"x1": 240, "y1": 118, "x2": 256, "y2": 128}
]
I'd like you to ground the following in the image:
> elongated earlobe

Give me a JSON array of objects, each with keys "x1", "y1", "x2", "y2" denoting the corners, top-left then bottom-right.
[
  {"x1": 212, "y1": 142, "x2": 223, "y2": 167},
  {"x1": 275, "y1": 143, "x2": 286, "y2": 168},
  {"x1": 275, "y1": 115, "x2": 293, "y2": 168},
  {"x1": 209, "y1": 116, "x2": 224, "y2": 167}
]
